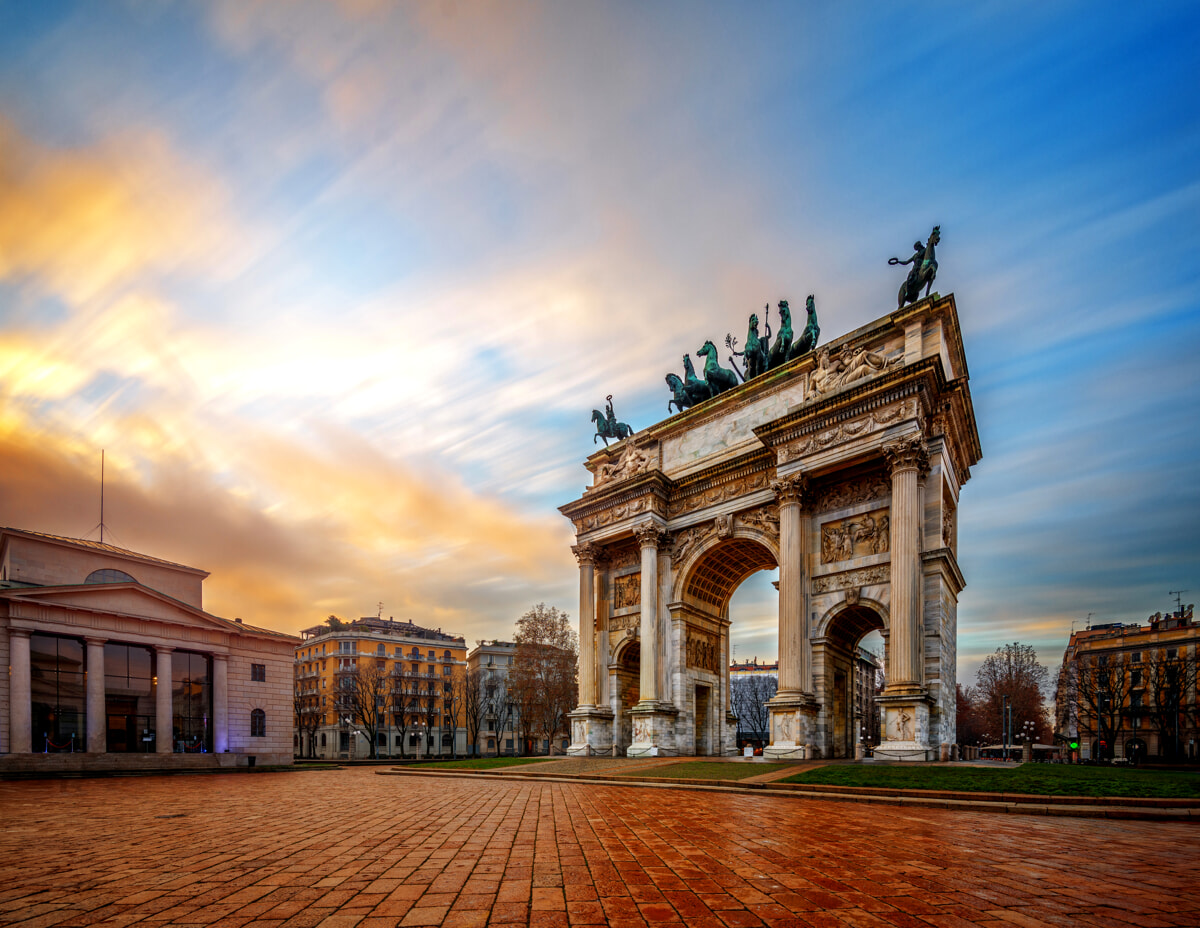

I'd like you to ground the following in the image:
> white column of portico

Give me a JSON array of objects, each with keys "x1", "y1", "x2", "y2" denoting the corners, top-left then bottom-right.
[
  {"x1": 884, "y1": 436, "x2": 928, "y2": 692},
  {"x1": 572, "y1": 544, "x2": 598, "y2": 708},
  {"x1": 155, "y1": 646, "x2": 174, "y2": 754},
  {"x1": 9, "y1": 629, "x2": 32, "y2": 753},
  {"x1": 213, "y1": 654, "x2": 229, "y2": 753},
  {"x1": 85, "y1": 637, "x2": 107, "y2": 753},
  {"x1": 773, "y1": 474, "x2": 812, "y2": 697},
  {"x1": 633, "y1": 523, "x2": 661, "y2": 705}
]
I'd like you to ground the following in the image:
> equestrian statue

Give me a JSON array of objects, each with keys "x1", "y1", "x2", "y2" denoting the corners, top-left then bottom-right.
[
  {"x1": 592, "y1": 395, "x2": 634, "y2": 445},
  {"x1": 889, "y1": 225, "x2": 940, "y2": 308}
]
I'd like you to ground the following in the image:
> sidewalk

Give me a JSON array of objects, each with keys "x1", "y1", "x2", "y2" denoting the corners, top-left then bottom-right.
[{"x1": 378, "y1": 757, "x2": 1200, "y2": 821}]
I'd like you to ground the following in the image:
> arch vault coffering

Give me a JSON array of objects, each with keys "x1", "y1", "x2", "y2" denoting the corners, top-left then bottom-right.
[{"x1": 560, "y1": 293, "x2": 980, "y2": 761}]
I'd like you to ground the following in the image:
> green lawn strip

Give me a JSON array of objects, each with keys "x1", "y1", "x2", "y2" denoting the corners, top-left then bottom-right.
[
  {"x1": 404, "y1": 757, "x2": 559, "y2": 770},
  {"x1": 781, "y1": 764, "x2": 1200, "y2": 799},
  {"x1": 622, "y1": 761, "x2": 786, "y2": 781}
]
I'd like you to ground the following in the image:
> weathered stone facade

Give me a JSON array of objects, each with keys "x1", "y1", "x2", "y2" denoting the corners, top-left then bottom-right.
[{"x1": 560, "y1": 294, "x2": 980, "y2": 760}]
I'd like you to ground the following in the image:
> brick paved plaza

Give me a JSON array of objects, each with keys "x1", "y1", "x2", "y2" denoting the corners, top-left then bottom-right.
[{"x1": 1, "y1": 767, "x2": 1196, "y2": 928}]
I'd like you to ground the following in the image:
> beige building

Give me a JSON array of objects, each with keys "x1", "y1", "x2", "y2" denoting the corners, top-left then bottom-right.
[
  {"x1": 467, "y1": 639, "x2": 518, "y2": 756},
  {"x1": 0, "y1": 527, "x2": 297, "y2": 771},
  {"x1": 1056, "y1": 604, "x2": 1198, "y2": 762}
]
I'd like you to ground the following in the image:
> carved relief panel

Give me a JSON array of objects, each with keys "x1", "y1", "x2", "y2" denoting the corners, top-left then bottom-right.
[
  {"x1": 820, "y1": 508, "x2": 890, "y2": 563},
  {"x1": 613, "y1": 573, "x2": 641, "y2": 610},
  {"x1": 686, "y1": 629, "x2": 719, "y2": 673}
]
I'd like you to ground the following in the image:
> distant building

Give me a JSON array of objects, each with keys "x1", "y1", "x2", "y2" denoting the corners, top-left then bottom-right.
[
  {"x1": 854, "y1": 647, "x2": 883, "y2": 748},
  {"x1": 1056, "y1": 604, "x2": 1198, "y2": 762},
  {"x1": 467, "y1": 639, "x2": 518, "y2": 756},
  {"x1": 729, "y1": 657, "x2": 778, "y2": 678},
  {"x1": 0, "y1": 527, "x2": 297, "y2": 771},
  {"x1": 295, "y1": 616, "x2": 467, "y2": 759}
]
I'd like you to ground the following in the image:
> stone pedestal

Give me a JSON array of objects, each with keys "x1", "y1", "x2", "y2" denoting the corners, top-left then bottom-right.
[
  {"x1": 626, "y1": 704, "x2": 678, "y2": 757},
  {"x1": 874, "y1": 696, "x2": 931, "y2": 762},
  {"x1": 567, "y1": 707, "x2": 615, "y2": 756},
  {"x1": 764, "y1": 694, "x2": 818, "y2": 760}
]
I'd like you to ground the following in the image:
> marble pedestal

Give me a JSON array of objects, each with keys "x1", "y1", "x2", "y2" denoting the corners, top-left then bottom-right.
[
  {"x1": 874, "y1": 696, "x2": 932, "y2": 762},
  {"x1": 764, "y1": 694, "x2": 819, "y2": 761},
  {"x1": 567, "y1": 707, "x2": 615, "y2": 756},
  {"x1": 626, "y1": 703, "x2": 678, "y2": 757}
]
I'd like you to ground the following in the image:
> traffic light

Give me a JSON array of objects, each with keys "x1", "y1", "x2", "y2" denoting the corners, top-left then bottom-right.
[{"x1": 1069, "y1": 740, "x2": 1079, "y2": 750}]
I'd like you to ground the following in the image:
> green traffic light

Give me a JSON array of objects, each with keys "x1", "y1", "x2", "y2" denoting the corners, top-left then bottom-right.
[{"x1": 1069, "y1": 741, "x2": 1079, "y2": 749}]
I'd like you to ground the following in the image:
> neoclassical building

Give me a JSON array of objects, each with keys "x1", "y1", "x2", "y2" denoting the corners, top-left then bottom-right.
[
  {"x1": 561, "y1": 294, "x2": 980, "y2": 760},
  {"x1": 0, "y1": 527, "x2": 297, "y2": 770}
]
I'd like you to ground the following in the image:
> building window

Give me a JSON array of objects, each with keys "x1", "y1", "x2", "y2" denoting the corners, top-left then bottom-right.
[
  {"x1": 1131, "y1": 670, "x2": 1141, "y2": 688},
  {"x1": 85, "y1": 568, "x2": 136, "y2": 584},
  {"x1": 320, "y1": 733, "x2": 326, "y2": 747},
  {"x1": 1167, "y1": 648, "x2": 1178, "y2": 659},
  {"x1": 395, "y1": 734, "x2": 402, "y2": 746},
  {"x1": 30, "y1": 634, "x2": 86, "y2": 752},
  {"x1": 377, "y1": 644, "x2": 386, "y2": 656},
  {"x1": 443, "y1": 665, "x2": 451, "y2": 676},
  {"x1": 505, "y1": 738, "x2": 513, "y2": 751},
  {"x1": 173, "y1": 651, "x2": 212, "y2": 753},
  {"x1": 442, "y1": 733, "x2": 452, "y2": 746},
  {"x1": 410, "y1": 733, "x2": 420, "y2": 746},
  {"x1": 251, "y1": 663, "x2": 266, "y2": 682},
  {"x1": 443, "y1": 650, "x2": 452, "y2": 660},
  {"x1": 1131, "y1": 652, "x2": 1141, "y2": 663},
  {"x1": 250, "y1": 709, "x2": 266, "y2": 737}
]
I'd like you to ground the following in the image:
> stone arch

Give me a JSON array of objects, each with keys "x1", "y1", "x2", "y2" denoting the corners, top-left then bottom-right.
[
  {"x1": 672, "y1": 528, "x2": 780, "y2": 614},
  {"x1": 814, "y1": 602, "x2": 888, "y2": 760}
]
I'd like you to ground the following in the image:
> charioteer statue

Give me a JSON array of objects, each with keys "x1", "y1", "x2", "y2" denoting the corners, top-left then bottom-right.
[{"x1": 592, "y1": 395, "x2": 634, "y2": 446}]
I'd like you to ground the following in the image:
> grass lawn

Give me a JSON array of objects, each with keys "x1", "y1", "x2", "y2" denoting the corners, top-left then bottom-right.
[
  {"x1": 404, "y1": 757, "x2": 558, "y2": 770},
  {"x1": 624, "y1": 761, "x2": 785, "y2": 781},
  {"x1": 782, "y1": 763, "x2": 1200, "y2": 799}
]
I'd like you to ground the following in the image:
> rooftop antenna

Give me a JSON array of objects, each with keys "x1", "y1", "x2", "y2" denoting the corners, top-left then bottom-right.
[
  {"x1": 1169, "y1": 590, "x2": 1188, "y2": 614},
  {"x1": 100, "y1": 450, "x2": 104, "y2": 544},
  {"x1": 1085, "y1": 612, "x2": 1094, "y2": 629},
  {"x1": 377, "y1": 602, "x2": 383, "y2": 619}
]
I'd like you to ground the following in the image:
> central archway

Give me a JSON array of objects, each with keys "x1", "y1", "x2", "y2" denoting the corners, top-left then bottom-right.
[{"x1": 669, "y1": 532, "x2": 778, "y2": 755}]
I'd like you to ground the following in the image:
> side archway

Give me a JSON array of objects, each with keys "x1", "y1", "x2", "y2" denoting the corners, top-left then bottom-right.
[{"x1": 815, "y1": 602, "x2": 888, "y2": 758}]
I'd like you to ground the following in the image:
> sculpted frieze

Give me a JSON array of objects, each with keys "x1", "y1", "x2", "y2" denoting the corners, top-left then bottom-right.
[
  {"x1": 808, "y1": 342, "x2": 903, "y2": 397},
  {"x1": 815, "y1": 473, "x2": 891, "y2": 513},
  {"x1": 812, "y1": 564, "x2": 890, "y2": 594},
  {"x1": 670, "y1": 524, "x2": 708, "y2": 567},
  {"x1": 593, "y1": 442, "x2": 655, "y2": 487},
  {"x1": 820, "y1": 508, "x2": 890, "y2": 563},
  {"x1": 669, "y1": 470, "x2": 771, "y2": 518},
  {"x1": 736, "y1": 504, "x2": 780, "y2": 541},
  {"x1": 576, "y1": 493, "x2": 662, "y2": 533},
  {"x1": 609, "y1": 612, "x2": 640, "y2": 631},
  {"x1": 779, "y1": 399, "x2": 917, "y2": 463}
]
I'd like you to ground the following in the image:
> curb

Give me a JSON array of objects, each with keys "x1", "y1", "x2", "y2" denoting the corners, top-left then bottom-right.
[{"x1": 375, "y1": 767, "x2": 1200, "y2": 822}]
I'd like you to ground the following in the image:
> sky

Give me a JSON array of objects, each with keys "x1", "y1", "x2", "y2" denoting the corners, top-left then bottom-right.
[{"x1": 0, "y1": 1, "x2": 1196, "y2": 688}]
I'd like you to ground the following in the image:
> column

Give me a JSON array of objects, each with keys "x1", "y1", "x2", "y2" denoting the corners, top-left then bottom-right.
[
  {"x1": 772, "y1": 474, "x2": 810, "y2": 696},
  {"x1": 884, "y1": 436, "x2": 927, "y2": 691},
  {"x1": 156, "y1": 646, "x2": 174, "y2": 754},
  {"x1": 572, "y1": 544, "x2": 598, "y2": 709},
  {"x1": 633, "y1": 522, "x2": 661, "y2": 705},
  {"x1": 213, "y1": 654, "x2": 229, "y2": 753},
  {"x1": 85, "y1": 637, "x2": 107, "y2": 753},
  {"x1": 9, "y1": 629, "x2": 31, "y2": 753}
]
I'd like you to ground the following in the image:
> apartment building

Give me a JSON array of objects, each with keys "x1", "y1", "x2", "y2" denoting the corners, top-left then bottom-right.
[{"x1": 467, "y1": 639, "x2": 517, "y2": 756}]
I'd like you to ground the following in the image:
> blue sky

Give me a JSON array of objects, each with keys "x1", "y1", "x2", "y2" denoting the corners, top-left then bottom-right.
[{"x1": 0, "y1": 1, "x2": 1196, "y2": 686}]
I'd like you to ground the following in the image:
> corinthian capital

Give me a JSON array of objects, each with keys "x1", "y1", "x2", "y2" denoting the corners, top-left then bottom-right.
[
  {"x1": 633, "y1": 521, "x2": 663, "y2": 549},
  {"x1": 771, "y1": 473, "x2": 810, "y2": 508},
  {"x1": 571, "y1": 543, "x2": 599, "y2": 568},
  {"x1": 883, "y1": 436, "x2": 929, "y2": 476}
]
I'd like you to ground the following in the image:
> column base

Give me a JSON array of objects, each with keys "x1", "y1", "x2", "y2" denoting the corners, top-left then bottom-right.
[
  {"x1": 567, "y1": 707, "x2": 615, "y2": 756},
  {"x1": 874, "y1": 694, "x2": 932, "y2": 762},
  {"x1": 626, "y1": 703, "x2": 678, "y2": 757},
  {"x1": 764, "y1": 693, "x2": 819, "y2": 761}
]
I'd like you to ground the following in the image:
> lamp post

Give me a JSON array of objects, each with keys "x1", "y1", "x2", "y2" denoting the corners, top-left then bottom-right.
[
  {"x1": 1002, "y1": 696, "x2": 1010, "y2": 761},
  {"x1": 1021, "y1": 719, "x2": 1035, "y2": 762}
]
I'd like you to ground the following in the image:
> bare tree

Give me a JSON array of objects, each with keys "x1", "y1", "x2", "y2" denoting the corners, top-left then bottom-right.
[
  {"x1": 462, "y1": 666, "x2": 487, "y2": 756},
  {"x1": 975, "y1": 642, "x2": 1051, "y2": 744},
  {"x1": 509, "y1": 604, "x2": 578, "y2": 754},
  {"x1": 339, "y1": 660, "x2": 391, "y2": 760},
  {"x1": 294, "y1": 689, "x2": 321, "y2": 759},
  {"x1": 1069, "y1": 652, "x2": 1134, "y2": 760},
  {"x1": 414, "y1": 671, "x2": 441, "y2": 758},
  {"x1": 490, "y1": 676, "x2": 518, "y2": 755},
  {"x1": 1142, "y1": 647, "x2": 1198, "y2": 760},
  {"x1": 442, "y1": 664, "x2": 466, "y2": 759},
  {"x1": 730, "y1": 675, "x2": 776, "y2": 746},
  {"x1": 389, "y1": 666, "x2": 421, "y2": 759}
]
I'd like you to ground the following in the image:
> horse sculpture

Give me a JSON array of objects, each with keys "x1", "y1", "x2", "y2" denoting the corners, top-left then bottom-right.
[
  {"x1": 666, "y1": 354, "x2": 716, "y2": 413},
  {"x1": 767, "y1": 300, "x2": 792, "y2": 370},
  {"x1": 790, "y1": 294, "x2": 820, "y2": 359},
  {"x1": 697, "y1": 340, "x2": 739, "y2": 396},
  {"x1": 592, "y1": 398, "x2": 634, "y2": 446},
  {"x1": 740, "y1": 312, "x2": 769, "y2": 380},
  {"x1": 889, "y1": 225, "x2": 940, "y2": 308}
]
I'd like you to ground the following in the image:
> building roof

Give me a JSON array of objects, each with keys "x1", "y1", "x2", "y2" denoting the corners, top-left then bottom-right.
[
  {"x1": 299, "y1": 615, "x2": 465, "y2": 643},
  {"x1": 1, "y1": 526, "x2": 210, "y2": 577}
]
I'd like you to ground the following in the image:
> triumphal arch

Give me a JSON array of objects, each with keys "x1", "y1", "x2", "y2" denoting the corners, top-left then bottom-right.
[{"x1": 560, "y1": 292, "x2": 981, "y2": 760}]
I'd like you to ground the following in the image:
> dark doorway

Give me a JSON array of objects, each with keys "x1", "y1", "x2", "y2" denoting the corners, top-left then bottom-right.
[{"x1": 694, "y1": 685, "x2": 711, "y2": 755}]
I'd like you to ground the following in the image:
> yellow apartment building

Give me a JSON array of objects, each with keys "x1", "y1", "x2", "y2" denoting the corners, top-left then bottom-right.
[{"x1": 294, "y1": 616, "x2": 467, "y2": 759}]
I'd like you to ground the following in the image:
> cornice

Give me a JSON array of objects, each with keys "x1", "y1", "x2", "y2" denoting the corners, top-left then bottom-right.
[
  {"x1": 921, "y1": 547, "x2": 966, "y2": 596},
  {"x1": 559, "y1": 471, "x2": 673, "y2": 522}
]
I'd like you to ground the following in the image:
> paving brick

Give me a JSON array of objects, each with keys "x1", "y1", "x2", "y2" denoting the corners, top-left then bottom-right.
[{"x1": 1, "y1": 768, "x2": 1196, "y2": 928}]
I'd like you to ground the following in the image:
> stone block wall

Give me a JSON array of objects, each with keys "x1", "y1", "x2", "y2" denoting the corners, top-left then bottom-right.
[{"x1": 226, "y1": 636, "x2": 294, "y2": 763}]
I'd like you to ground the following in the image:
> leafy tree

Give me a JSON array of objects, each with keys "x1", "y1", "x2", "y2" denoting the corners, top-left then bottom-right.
[
  {"x1": 955, "y1": 683, "x2": 987, "y2": 746},
  {"x1": 509, "y1": 604, "x2": 577, "y2": 755},
  {"x1": 975, "y1": 642, "x2": 1051, "y2": 745}
]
